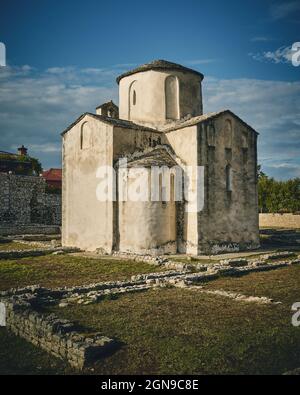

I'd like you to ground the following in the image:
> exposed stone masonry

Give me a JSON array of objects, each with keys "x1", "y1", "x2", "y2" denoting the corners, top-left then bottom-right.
[
  {"x1": 0, "y1": 173, "x2": 61, "y2": 234},
  {"x1": 2, "y1": 299, "x2": 116, "y2": 369},
  {"x1": 1, "y1": 250, "x2": 299, "y2": 369}
]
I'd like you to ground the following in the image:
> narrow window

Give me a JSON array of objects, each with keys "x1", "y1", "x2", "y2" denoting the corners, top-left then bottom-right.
[
  {"x1": 159, "y1": 173, "x2": 162, "y2": 201},
  {"x1": 242, "y1": 148, "x2": 248, "y2": 164},
  {"x1": 170, "y1": 173, "x2": 175, "y2": 203},
  {"x1": 207, "y1": 124, "x2": 216, "y2": 147},
  {"x1": 226, "y1": 165, "x2": 232, "y2": 192},
  {"x1": 80, "y1": 129, "x2": 83, "y2": 150},
  {"x1": 133, "y1": 90, "x2": 136, "y2": 105},
  {"x1": 128, "y1": 80, "x2": 137, "y2": 120}
]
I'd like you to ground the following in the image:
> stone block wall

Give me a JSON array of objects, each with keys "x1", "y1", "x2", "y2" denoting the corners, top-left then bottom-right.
[
  {"x1": 0, "y1": 224, "x2": 60, "y2": 236},
  {"x1": 259, "y1": 213, "x2": 300, "y2": 229},
  {"x1": 2, "y1": 300, "x2": 115, "y2": 369},
  {"x1": 0, "y1": 173, "x2": 61, "y2": 228},
  {"x1": 44, "y1": 193, "x2": 61, "y2": 225}
]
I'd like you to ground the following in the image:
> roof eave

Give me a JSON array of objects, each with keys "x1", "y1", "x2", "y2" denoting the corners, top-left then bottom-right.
[
  {"x1": 61, "y1": 112, "x2": 160, "y2": 137},
  {"x1": 116, "y1": 62, "x2": 204, "y2": 84},
  {"x1": 163, "y1": 110, "x2": 259, "y2": 135}
]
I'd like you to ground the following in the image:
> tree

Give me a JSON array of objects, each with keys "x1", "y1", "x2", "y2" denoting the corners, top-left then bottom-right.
[
  {"x1": 258, "y1": 166, "x2": 300, "y2": 213},
  {"x1": 18, "y1": 155, "x2": 43, "y2": 175}
]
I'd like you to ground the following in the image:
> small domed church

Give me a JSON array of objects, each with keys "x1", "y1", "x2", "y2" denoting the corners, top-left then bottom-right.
[{"x1": 61, "y1": 60, "x2": 259, "y2": 255}]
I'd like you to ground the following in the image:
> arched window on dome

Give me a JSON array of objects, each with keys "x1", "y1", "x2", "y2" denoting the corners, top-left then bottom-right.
[
  {"x1": 128, "y1": 80, "x2": 137, "y2": 120},
  {"x1": 165, "y1": 75, "x2": 179, "y2": 120}
]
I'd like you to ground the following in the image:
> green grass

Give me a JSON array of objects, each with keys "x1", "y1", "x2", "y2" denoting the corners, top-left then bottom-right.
[
  {"x1": 2, "y1": 283, "x2": 299, "y2": 375},
  {"x1": 0, "y1": 241, "x2": 41, "y2": 251},
  {"x1": 34, "y1": 264, "x2": 299, "y2": 375},
  {"x1": 1, "y1": 249, "x2": 300, "y2": 374},
  {"x1": 203, "y1": 263, "x2": 300, "y2": 304},
  {"x1": 0, "y1": 329, "x2": 72, "y2": 375},
  {"x1": 0, "y1": 254, "x2": 165, "y2": 291}
]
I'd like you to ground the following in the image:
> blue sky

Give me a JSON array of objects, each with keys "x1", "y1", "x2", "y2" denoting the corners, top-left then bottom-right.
[{"x1": 0, "y1": 0, "x2": 299, "y2": 179}]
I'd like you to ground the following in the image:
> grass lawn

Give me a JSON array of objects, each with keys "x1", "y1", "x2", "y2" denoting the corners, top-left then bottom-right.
[
  {"x1": 47, "y1": 266, "x2": 300, "y2": 375},
  {"x1": 0, "y1": 264, "x2": 296, "y2": 375},
  {"x1": 0, "y1": 252, "x2": 300, "y2": 374},
  {"x1": 0, "y1": 254, "x2": 165, "y2": 291},
  {"x1": 0, "y1": 241, "x2": 41, "y2": 251},
  {"x1": 203, "y1": 264, "x2": 300, "y2": 304},
  {"x1": 0, "y1": 329, "x2": 72, "y2": 375}
]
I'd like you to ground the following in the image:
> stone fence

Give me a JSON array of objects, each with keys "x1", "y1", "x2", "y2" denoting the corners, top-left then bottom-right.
[
  {"x1": 0, "y1": 173, "x2": 61, "y2": 233},
  {"x1": 2, "y1": 300, "x2": 116, "y2": 369},
  {"x1": 259, "y1": 213, "x2": 300, "y2": 229},
  {"x1": 0, "y1": 224, "x2": 60, "y2": 236}
]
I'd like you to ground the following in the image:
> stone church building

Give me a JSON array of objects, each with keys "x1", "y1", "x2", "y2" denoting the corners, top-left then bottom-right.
[{"x1": 62, "y1": 60, "x2": 259, "y2": 255}]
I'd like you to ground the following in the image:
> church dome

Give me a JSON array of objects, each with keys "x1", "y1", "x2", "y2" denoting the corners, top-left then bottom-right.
[
  {"x1": 116, "y1": 59, "x2": 204, "y2": 84},
  {"x1": 118, "y1": 59, "x2": 204, "y2": 128}
]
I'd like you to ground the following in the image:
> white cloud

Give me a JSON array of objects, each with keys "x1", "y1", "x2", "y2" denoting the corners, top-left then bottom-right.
[
  {"x1": 46, "y1": 67, "x2": 75, "y2": 74},
  {"x1": 0, "y1": 65, "x2": 119, "y2": 168},
  {"x1": 27, "y1": 143, "x2": 61, "y2": 153},
  {"x1": 203, "y1": 77, "x2": 300, "y2": 179},
  {"x1": 249, "y1": 45, "x2": 295, "y2": 64},
  {"x1": 269, "y1": 162, "x2": 300, "y2": 169}
]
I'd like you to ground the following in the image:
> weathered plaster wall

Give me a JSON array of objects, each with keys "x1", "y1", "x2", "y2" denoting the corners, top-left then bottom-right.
[
  {"x1": 62, "y1": 115, "x2": 114, "y2": 252},
  {"x1": 165, "y1": 125, "x2": 199, "y2": 254},
  {"x1": 259, "y1": 213, "x2": 300, "y2": 229},
  {"x1": 119, "y1": 70, "x2": 202, "y2": 129},
  {"x1": 113, "y1": 127, "x2": 177, "y2": 254},
  {"x1": 118, "y1": 167, "x2": 176, "y2": 255},
  {"x1": 197, "y1": 114, "x2": 259, "y2": 254},
  {"x1": 62, "y1": 114, "x2": 259, "y2": 256},
  {"x1": 0, "y1": 173, "x2": 61, "y2": 228}
]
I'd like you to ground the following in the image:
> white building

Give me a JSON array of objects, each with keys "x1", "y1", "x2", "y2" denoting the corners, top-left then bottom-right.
[{"x1": 62, "y1": 60, "x2": 259, "y2": 255}]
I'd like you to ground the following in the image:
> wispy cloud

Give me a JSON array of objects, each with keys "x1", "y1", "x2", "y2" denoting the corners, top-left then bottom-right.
[
  {"x1": 28, "y1": 143, "x2": 61, "y2": 153},
  {"x1": 184, "y1": 59, "x2": 217, "y2": 66},
  {"x1": 46, "y1": 67, "x2": 75, "y2": 74},
  {"x1": 250, "y1": 36, "x2": 273, "y2": 42},
  {"x1": 249, "y1": 45, "x2": 295, "y2": 64},
  {"x1": 270, "y1": 1, "x2": 300, "y2": 21}
]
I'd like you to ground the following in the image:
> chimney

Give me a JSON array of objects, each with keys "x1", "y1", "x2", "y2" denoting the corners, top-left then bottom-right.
[{"x1": 17, "y1": 145, "x2": 28, "y2": 156}]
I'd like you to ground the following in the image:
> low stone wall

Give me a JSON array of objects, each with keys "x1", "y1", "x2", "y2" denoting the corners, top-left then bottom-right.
[
  {"x1": 0, "y1": 246, "x2": 79, "y2": 260},
  {"x1": 2, "y1": 300, "x2": 116, "y2": 369},
  {"x1": 0, "y1": 224, "x2": 60, "y2": 236},
  {"x1": 259, "y1": 213, "x2": 300, "y2": 229}
]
